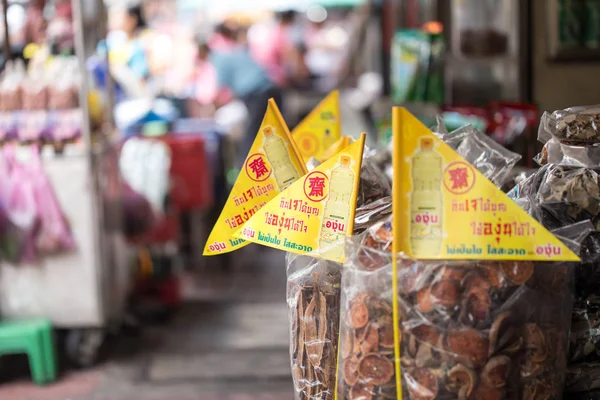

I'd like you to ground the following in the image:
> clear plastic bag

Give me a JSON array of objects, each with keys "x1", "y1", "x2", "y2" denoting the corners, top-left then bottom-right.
[
  {"x1": 439, "y1": 124, "x2": 522, "y2": 187},
  {"x1": 535, "y1": 138, "x2": 600, "y2": 168},
  {"x1": 337, "y1": 217, "x2": 581, "y2": 400},
  {"x1": 287, "y1": 254, "x2": 341, "y2": 400},
  {"x1": 287, "y1": 156, "x2": 391, "y2": 400},
  {"x1": 539, "y1": 106, "x2": 600, "y2": 146}
]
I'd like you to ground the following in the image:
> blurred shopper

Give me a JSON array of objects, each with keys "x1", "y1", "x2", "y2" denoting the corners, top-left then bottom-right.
[
  {"x1": 198, "y1": 37, "x2": 281, "y2": 167},
  {"x1": 248, "y1": 10, "x2": 308, "y2": 89},
  {"x1": 120, "y1": 5, "x2": 150, "y2": 80}
]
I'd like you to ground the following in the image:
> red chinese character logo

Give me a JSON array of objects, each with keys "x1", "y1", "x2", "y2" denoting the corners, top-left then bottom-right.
[
  {"x1": 308, "y1": 176, "x2": 325, "y2": 197},
  {"x1": 304, "y1": 171, "x2": 328, "y2": 202},
  {"x1": 443, "y1": 161, "x2": 475, "y2": 195},
  {"x1": 448, "y1": 167, "x2": 468, "y2": 190},
  {"x1": 245, "y1": 153, "x2": 272, "y2": 182},
  {"x1": 249, "y1": 157, "x2": 269, "y2": 179}
]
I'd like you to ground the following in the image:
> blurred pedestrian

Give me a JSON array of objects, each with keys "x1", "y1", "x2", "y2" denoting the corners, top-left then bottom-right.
[{"x1": 198, "y1": 39, "x2": 281, "y2": 167}]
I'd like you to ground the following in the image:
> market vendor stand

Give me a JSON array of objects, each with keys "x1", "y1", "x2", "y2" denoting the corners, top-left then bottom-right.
[{"x1": 0, "y1": 0, "x2": 132, "y2": 368}]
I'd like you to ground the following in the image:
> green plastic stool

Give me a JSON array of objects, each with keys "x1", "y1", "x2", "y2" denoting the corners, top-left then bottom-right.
[{"x1": 0, "y1": 318, "x2": 57, "y2": 385}]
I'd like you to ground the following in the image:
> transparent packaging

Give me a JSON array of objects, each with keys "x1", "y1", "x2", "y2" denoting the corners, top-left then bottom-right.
[
  {"x1": 439, "y1": 124, "x2": 522, "y2": 187},
  {"x1": 286, "y1": 153, "x2": 392, "y2": 400},
  {"x1": 337, "y1": 218, "x2": 582, "y2": 400},
  {"x1": 539, "y1": 106, "x2": 600, "y2": 146}
]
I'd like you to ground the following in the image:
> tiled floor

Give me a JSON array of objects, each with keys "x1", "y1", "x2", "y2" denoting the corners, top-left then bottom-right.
[{"x1": 0, "y1": 247, "x2": 295, "y2": 400}]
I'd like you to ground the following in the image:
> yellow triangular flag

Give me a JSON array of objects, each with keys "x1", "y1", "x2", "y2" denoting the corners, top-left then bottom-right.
[
  {"x1": 318, "y1": 136, "x2": 353, "y2": 163},
  {"x1": 293, "y1": 91, "x2": 341, "y2": 163},
  {"x1": 234, "y1": 134, "x2": 366, "y2": 262},
  {"x1": 203, "y1": 99, "x2": 307, "y2": 256},
  {"x1": 391, "y1": 107, "x2": 579, "y2": 261}
]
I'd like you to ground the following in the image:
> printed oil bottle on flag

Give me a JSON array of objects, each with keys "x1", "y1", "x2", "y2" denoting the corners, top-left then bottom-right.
[
  {"x1": 292, "y1": 90, "x2": 341, "y2": 163},
  {"x1": 391, "y1": 107, "x2": 580, "y2": 262},
  {"x1": 203, "y1": 99, "x2": 307, "y2": 256},
  {"x1": 234, "y1": 134, "x2": 366, "y2": 263}
]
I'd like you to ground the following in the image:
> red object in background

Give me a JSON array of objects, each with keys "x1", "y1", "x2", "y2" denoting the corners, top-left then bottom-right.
[
  {"x1": 159, "y1": 135, "x2": 214, "y2": 212},
  {"x1": 134, "y1": 275, "x2": 181, "y2": 308},
  {"x1": 129, "y1": 212, "x2": 179, "y2": 245}
]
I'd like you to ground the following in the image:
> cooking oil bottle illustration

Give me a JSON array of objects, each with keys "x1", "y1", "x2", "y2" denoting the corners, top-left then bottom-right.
[
  {"x1": 319, "y1": 155, "x2": 355, "y2": 260},
  {"x1": 410, "y1": 137, "x2": 443, "y2": 257},
  {"x1": 262, "y1": 127, "x2": 300, "y2": 190}
]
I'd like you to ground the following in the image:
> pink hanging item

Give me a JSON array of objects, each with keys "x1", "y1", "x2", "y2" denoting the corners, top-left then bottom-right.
[{"x1": 2, "y1": 145, "x2": 75, "y2": 263}]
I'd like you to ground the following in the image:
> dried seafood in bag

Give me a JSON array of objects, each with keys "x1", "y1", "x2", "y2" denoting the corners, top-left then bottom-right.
[
  {"x1": 338, "y1": 217, "x2": 580, "y2": 400},
  {"x1": 539, "y1": 106, "x2": 600, "y2": 146}
]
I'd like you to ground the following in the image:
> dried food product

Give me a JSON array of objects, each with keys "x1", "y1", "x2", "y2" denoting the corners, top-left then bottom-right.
[
  {"x1": 288, "y1": 255, "x2": 341, "y2": 400},
  {"x1": 337, "y1": 217, "x2": 579, "y2": 400},
  {"x1": 287, "y1": 157, "x2": 391, "y2": 400},
  {"x1": 539, "y1": 106, "x2": 600, "y2": 146}
]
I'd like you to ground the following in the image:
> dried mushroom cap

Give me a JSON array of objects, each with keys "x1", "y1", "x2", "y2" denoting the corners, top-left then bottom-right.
[
  {"x1": 481, "y1": 355, "x2": 511, "y2": 388},
  {"x1": 350, "y1": 299, "x2": 370, "y2": 329},
  {"x1": 488, "y1": 312, "x2": 513, "y2": 356},
  {"x1": 463, "y1": 288, "x2": 492, "y2": 323},
  {"x1": 416, "y1": 287, "x2": 434, "y2": 313},
  {"x1": 447, "y1": 328, "x2": 489, "y2": 368},
  {"x1": 378, "y1": 319, "x2": 395, "y2": 349},
  {"x1": 405, "y1": 368, "x2": 439, "y2": 400},
  {"x1": 523, "y1": 323, "x2": 547, "y2": 363},
  {"x1": 430, "y1": 280, "x2": 460, "y2": 309},
  {"x1": 519, "y1": 354, "x2": 544, "y2": 379},
  {"x1": 415, "y1": 343, "x2": 439, "y2": 369},
  {"x1": 462, "y1": 272, "x2": 492, "y2": 294},
  {"x1": 446, "y1": 364, "x2": 477, "y2": 399},
  {"x1": 478, "y1": 263, "x2": 504, "y2": 288},
  {"x1": 440, "y1": 266, "x2": 468, "y2": 282},
  {"x1": 349, "y1": 385, "x2": 374, "y2": 400},
  {"x1": 357, "y1": 353, "x2": 395, "y2": 386},
  {"x1": 411, "y1": 324, "x2": 441, "y2": 347},
  {"x1": 360, "y1": 325, "x2": 380, "y2": 354},
  {"x1": 500, "y1": 261, "x2": 534, "y2": 285},
  {"x1": 398, "y1": 264, "x2": 424, "y2": 295},
  {"x1": 343, "y1": 358, "x2": 360, "y2": 386}
]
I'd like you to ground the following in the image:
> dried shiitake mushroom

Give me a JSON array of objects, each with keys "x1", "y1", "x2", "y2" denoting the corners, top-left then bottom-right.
[
  {"x1": 405, "y1": 368, "x2": 439, "y2": 400},
  {"x1": 446, "y1": 364, "x2": 477, "y2": 399},
  {"x1": 357, "y1": 353, "x2": 395, "y2": 386},
  {"x1": 446, "y1": 328, "x2": 489, "y2": 368},
  {"x1": 481, "y1": 356, "x2": 511, "y2": 388}
]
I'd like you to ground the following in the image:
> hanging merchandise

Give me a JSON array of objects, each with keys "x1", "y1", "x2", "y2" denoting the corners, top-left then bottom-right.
[
  {"x1": 203, "y1": 99, "x2": 307, "y2": 256},
  {"x1": 292, "y1": 91, "x2": 342, "y2": 163},
  {"x1": 1, "y1": 145, "x2": 76, "y2": 262},
  {"x1": 119, "y1": 137, "x2": 171, "y2": 213}
]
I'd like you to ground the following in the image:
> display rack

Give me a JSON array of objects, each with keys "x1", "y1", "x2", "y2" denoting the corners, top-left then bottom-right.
[{"x1": 0, "y1": 0, "x2": 131, "y2": 367}]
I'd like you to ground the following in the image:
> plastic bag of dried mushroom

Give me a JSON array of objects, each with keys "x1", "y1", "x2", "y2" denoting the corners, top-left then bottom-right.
[
  {"x1": 337, "y1": 217, "x2": 583, "y2": 400},
  {"x1": 539, "y1": 105, "x2": 600, "y2": 146},
  {"x1": 537, "y1": 105, "x2": 600, "y2": 168}
]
